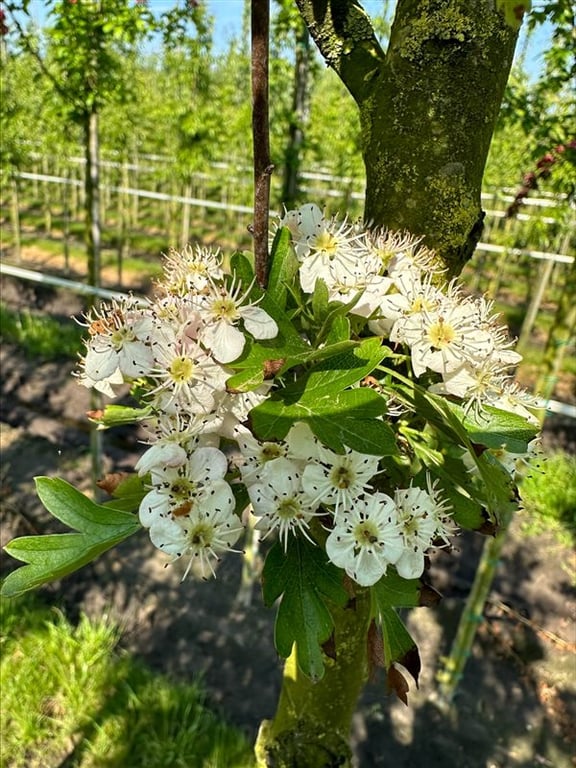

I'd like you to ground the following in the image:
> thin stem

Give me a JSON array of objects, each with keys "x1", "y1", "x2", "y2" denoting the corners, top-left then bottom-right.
[{"x1": 251, "y1": 0, "x2": 273, "y2": 289}]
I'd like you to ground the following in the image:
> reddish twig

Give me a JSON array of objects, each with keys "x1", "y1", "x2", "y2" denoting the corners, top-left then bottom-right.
[
  {"x1": 506, "y1": 140, "x2": 576, "y2": 218},
  {"x1": 251, "y1": 0, "x2": 273, "y2": 289}
]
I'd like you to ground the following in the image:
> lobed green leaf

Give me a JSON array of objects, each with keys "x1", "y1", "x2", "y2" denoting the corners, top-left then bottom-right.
[
  {"x1": 1, "y1": 478, "x2": 140, "y2": 598},
  {"x1": 262, "y1": 538, "x2": 348, "y2": 681}
]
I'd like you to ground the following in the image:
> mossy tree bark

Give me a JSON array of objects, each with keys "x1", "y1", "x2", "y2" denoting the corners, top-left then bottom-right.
[
  {"x1": 255, "y1": 2, "x2": 523, "y2": 766},
  {"x1": 295, "y1": 0, "x2": 520, "y2": 276}
]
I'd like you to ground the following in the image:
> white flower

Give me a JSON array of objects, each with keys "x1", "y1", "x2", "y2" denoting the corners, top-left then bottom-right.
[
  {"x1": 247, "y1": 458, "x2": 320, "y2": 549},
  {"x1": 135, "y1": 413, "x2": 208, "y2": 476},
  {"x1": 325, "y1": 493, "x2": 404, "y2": 586},
  {"x1": 368, "y1": 271, "x2": 443, "y2": 337},
  {"x1": 139, "y1": 447, "x2": 230, "y2": 527},
  {"x1": 148, "y1": 496, "x2": 244, "y2": 580},
  {"x1": 367, "y1": 229, "x2": 429, "y2": 275},
  {"x1": 302, "y1": 447, "x2": 380, "y2": 517},
  {"x1": 161, "y1": 244, "x2": 224, "y2": 296},
  {"x1": 199, "y1": 278, "x2": 278, "y2": 363},
  {"x1": 392, "y1": 297, "x2": 493, "y2": 378},
  {"x1": 148, "y1": 338, "x2": 228, "y2": 413},
  {"x1": 393, "y1": 484, "x2": 453, "y2": 579},
  {"x1": 78, "y1": 298, "x2": 155, "y2": 391},
  {"x1": 282, "y1": 203, "x2": 372, "y2": 294},
  {"x1": 234, "y1": 427, "x2": 289, "y2": 485},
  {"x1": 328, "y1": 272, "x2": 393, "y2": 318}
]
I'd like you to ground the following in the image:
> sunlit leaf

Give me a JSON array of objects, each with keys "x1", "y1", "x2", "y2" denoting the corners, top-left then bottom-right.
[
  {"x1": 262, "y1": 538, "x2": 348, "y2": 681},
  {"x1": 1, "y1": 478, "x2": 140, "y2": 598}
]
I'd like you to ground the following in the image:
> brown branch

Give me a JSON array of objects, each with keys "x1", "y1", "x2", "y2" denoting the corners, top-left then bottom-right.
[{"x1": 251, "y1": 0, "x2": 273, "y2": 289}]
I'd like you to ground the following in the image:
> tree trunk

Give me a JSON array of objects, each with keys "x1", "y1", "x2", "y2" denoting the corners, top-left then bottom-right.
[{"x1": 295, "y1": 0, "x2": 520, "y2": 275}]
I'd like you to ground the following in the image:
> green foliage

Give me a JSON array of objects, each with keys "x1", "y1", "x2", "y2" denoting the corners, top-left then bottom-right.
[
  {"x1": 0, "y1": 595, "x2": 254, "y2": 768},
  {"x1": 520, "y1": 451, "x2": 576, "y2": 544},
  {"x1": 262, "y1": 537, "x2": 348, "y2": 681},
  {"x1": 46, "y1": 0, "x2": 156, "y2": 118},
  {"x1": 1, "y1": 478, "x2": 141, "y2": 598},
  {"x1": 496, "y1": 2, "x2": 576, "y2": 197},
  {"x1": 0, "y1": 302, "x2": 83, "y2": 360}
]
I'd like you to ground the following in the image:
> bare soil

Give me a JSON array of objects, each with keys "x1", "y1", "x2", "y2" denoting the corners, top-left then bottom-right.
[{"x1": 1, "y1": 265, "x2": 575, "y2": 768}]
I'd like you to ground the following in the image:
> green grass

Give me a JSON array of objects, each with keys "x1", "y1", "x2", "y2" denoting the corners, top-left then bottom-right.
[
  {"x1": 0, "y1": 302, "x2": 83, "y2": 360},
  {"x1": 0, "y1": 595, "x2": 255, "y2": 768},
  {"x1": 520, "y1": 451, "x2": 576, "y2": 548}
]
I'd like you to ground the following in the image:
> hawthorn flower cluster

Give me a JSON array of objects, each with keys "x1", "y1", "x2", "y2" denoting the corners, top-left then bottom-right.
[
  {"x1": 76, "y1": 205, "x2": 538, "y2": 587},
  {"x1": 283, "y1": 204, "x2": 536, "y2": 422}
]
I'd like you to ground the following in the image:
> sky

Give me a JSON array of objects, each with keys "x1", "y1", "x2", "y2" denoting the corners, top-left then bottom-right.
[{"x1": 18, "y1": 0, "x2": 552, "y2": 80}]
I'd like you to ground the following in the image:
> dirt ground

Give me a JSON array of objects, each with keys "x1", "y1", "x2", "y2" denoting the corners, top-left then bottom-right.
[{"x1": 1, "y1": 270, "x2": 575, "y2": 768}]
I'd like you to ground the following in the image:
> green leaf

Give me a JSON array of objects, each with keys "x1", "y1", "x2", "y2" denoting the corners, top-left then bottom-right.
[
  {"x1": 309, "y1": 411, "x2": 398, "y2": 456},
  {"x1": 291, "y1": 337, "x2": 390, "y2": 399},
  {"x1": 311, "y1": 278, "x2": 330, "y2": 322},
  {"x1": 371, "y1": 568, "x2": 421, "y2": 609},
  {"x1": 225, "y1": 366, "x2": 265, "y2": 393},
  {"x1": 251, "y1": 387, "x2": 393, "y2": 455},
  {"x1": 475, "y1": 451, "x2": 517, "y2": 519},
  {"x1": 325, "y1": 315, "x2": 351, "y2": 345},
  {"x1": 266, "y1": 226, "x2": 298, "y2": 309},
  {"x1": 447, "y1": 402, "x2": 540, "y2": 455},
  {"x1": 229, "y1": 251, "x2": 255, "y2": 286},
  {"x1": 262, "y1": 538, "x2": 348, "y2": 681},
  {"x1": 1, "y1": 478, "x2": 141, "y2": 598}
]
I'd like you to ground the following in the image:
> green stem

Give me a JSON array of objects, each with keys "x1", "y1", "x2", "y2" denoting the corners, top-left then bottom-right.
[
  {"x1": 255, "y1": 589, "x2": 371, "y2": 768},
  {"x1": 436, "y1": 506, "x2": 514, "y2": 707}
]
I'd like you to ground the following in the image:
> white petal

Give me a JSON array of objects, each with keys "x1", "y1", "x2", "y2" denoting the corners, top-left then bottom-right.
[
  {"x1": 139, "y1": 489, "x2": 170, "y2": 527},
  {"x1": 325, "y1": 529, "x2": 356, "y2": 569},
  {"x1": 203, "y1": 321, "x2": 246, "y2": 363},
  {"x1": 189, "y1": 447, "x2": 228, "y2": 482},
  {"x1": 118, "y1": 341, "x2": 155, "y2": 377},
  {"x1": 135, "y1": 443, "x2": 188, "y2": 476},
  {"x1": 239, "y1": 305, "x2": 278, "y2": 340},
  {"x1": 149, "y1": 517, "x2": 187, "y2": 556},
  {"x1": 395, "y1": 548, "x2": 425, "y2": 580},
  {"x1": 298, "y1": 203, "x2": 324, "y2": 236},
  {"x1": 352, "y1": 549, "x2": 387, "y2": 586},
  {"x1": 84, "y1": 347, "x2": 120, "y2": 381}
]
